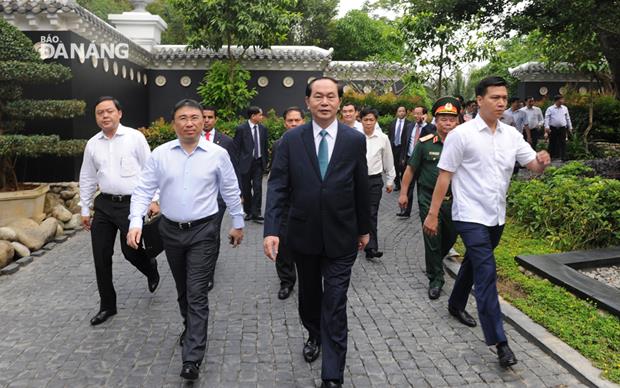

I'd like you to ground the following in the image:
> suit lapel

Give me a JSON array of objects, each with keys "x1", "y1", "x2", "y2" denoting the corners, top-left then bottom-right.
[
  {"x1": 301, "y1": 124, "x2": 322, "y2": 180},
  {"x1": 324, "y1": 124, "x2": 345, "y2": 181}
]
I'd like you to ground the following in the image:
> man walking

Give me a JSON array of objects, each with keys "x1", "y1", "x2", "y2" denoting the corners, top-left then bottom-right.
[
  {"x1": 234, "y1": 106, "x2": 268, "y2": 222},
  {"x1": 544, "y1": 94, "x2": 573, "y2": 161},
  {"x1": 79, "y1": 96, "x2": 160, "y2": 326},
  {"x1": 521, "y1": 96, "x2": 544, "y2": 148},
  {"x1": 424, "y1": 76, "x2": 550, "y2": 367},
  {"x1": 127, "y1": 99, "x2": 244, "y2": 381},
  {"x1": 388, "y1": 106, "x2": 410, "y2": 191},
  {"x1": 264, "y1": 77, "x2": 370, "y2": 388}
]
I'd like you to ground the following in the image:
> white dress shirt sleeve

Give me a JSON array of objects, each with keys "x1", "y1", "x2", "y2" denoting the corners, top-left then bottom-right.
[
  {"x1": 565, "y1": 107, "x2": 573, "y2": 130},
  {"x1": 382, "y1": 135, "x2": 396, "y2": 186},
  {"x1": 515, "y1": 132, "x2": 537, "y2": 166},
  {"x1": 536, "y1": 107, "x2": 544, "y2": 127},
  {"x1": 437, "y1": 130, "x2": 464, "y2": 173},
  {"x1": 544, "y1": 107, "x2": 551, "y2": 129},
  {"x1": 129, "y1": 152, "x2": 160, "y2": 229},
  {"x1": 216, "y1": 151, "x2": 245, "y2": 229},
  {"x1": 78, "y1": 141, "x2": 98, "y2": 217},
  {"x1": 136, "y1": 134, "x2": 160, "y2": 203}
]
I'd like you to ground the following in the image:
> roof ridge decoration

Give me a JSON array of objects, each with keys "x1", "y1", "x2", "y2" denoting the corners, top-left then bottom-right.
[{"x1": 509, "y1": 61, "x2": 591, "y2": 82}]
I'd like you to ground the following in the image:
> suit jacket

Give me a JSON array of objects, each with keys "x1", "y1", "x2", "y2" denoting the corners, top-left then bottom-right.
[
  {"x1": 399, "y1": 122, "x2": 436, "y2": 166},
  {"x1": 388, "y1": 118, "x2": 411, "y2": 147},
  {"x1": 233, "y1": 121, "x2": 268, "y2": 174},
  {"x1": 213, "y1": 130, "x2": 241, "y2": 189},
  {"x1": 264, "y1": 122, "x2": 370, "y2": 258}
]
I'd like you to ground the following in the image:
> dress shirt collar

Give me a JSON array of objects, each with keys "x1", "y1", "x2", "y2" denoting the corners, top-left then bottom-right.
[
  {"x1": 97, "y1": 123, "x2": 129, "y2": 140},
  {"x1": 248, "y1": 120, "x2": 259, "y2": 129},
  {"x1": 204, "y1": 128, "x2": 215, "y2": 141},
  {"x1": 312, "y1": 119, "x2": 338, "y2": 138},
  {"x1": 170, "y1": 137, "x2": 210, "y2": 154},
  {"x1": 473, "y1": 113, "x2": 505, "y2": 133},
  {"x1": 365, "y1": 128, "x2": 380, "y2": 138}
]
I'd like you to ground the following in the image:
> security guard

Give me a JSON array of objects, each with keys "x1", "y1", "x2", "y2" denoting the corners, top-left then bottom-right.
[{"x1": 398, "y1": 96, "x2": 461, "y2": 299}]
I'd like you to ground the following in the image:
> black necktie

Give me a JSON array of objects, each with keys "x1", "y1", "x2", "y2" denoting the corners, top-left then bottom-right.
[{"x1": 253, "y1": 125, "x2": 260, "y2": 159}]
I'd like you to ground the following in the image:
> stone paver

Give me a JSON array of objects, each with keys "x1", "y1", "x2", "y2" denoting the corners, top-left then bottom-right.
[{"x1": 0, "y1": 188, "x2": 587, "y2": 387}]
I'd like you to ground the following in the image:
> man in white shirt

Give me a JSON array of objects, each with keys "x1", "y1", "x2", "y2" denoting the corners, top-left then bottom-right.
[
  {"x1": 340, "y1": 102, "x2": 364, "y2": 132},
  {"x1": 423, "y1": 76, "x2": 551, "y2": 368},
  {"x1": 544, "y1": 94, "x2": 573, "y2": 160},
  {"x1": 360, "y1": 107, "x2": 396, "y2": 260},
  {"x1": 520, "y1": 96, "x2": 544, "y2": 148},
  {"x1": 79, "y1": 96, "x2": 160, "y2": 327},
  {"x1": 127, "y1": 99, "x2": 244, "y2": 381},
  {"x1": 501, "y1": 97, "x2": 526, "y2": 134}
]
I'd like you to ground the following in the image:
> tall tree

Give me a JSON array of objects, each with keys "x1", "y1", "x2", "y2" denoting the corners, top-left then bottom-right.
[{"x1": 286, "y1": 0, "x2": 339, "y2": 47}]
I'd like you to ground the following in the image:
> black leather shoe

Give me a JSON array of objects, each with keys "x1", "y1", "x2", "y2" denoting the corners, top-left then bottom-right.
[
  {"x1": 90, "y1": 309, "x2": 117, "y2": 326},
  {"x1": 448, "y1": 306, "x2": 477, "y2": 327},
  {"x1": 179, "y1": 327, "x2": 186, "y2": 347},
  {"x1": 278, "y1": 285, "x2": 293, "y2": 300},
  {"x1": 428, "y1": 287, "x2": 441, "y2": 299},
  {"x1": 320, "y1": 380, "x2": 342, "y2": 388},
  {"x1": 497, "y1": 342, "x2": 518, "y2": 367},
  {"x1": 148, "y1": 261, "x2": 160, "y2": 293},
  {"x1": 303, "y1": 338, "x2": 320, "y2": 363},
  {"x1": 365, "y1": 249, "x2": 383, "y2": 259},
  {"x1": 253, "y1": 215, "x2": 264, "y2": 223},
  {"x1": 180, "y1": 361, "x2": 199, "y2": 380},
  {"x1": 244, "y1": 214, "x2": 253, "y2": 221},
  {"x1": 207, "y1": 280, "x2": 214, "y2": 291}
]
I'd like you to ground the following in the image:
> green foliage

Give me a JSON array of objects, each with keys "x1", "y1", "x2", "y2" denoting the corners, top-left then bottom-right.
[
  {"x1": 562, "y1": 91, "x2": 620, "y2": 143},
  {"x1": 327, "y1": 10, "x2": 404, "y2": 61},
  {"x1": 197, "y1": 61, "x2": 257, "y2": 122},
  {"x1": 286, "y1": 0, "x2": 339, "y2": 47},
  {"x1": 5, "y1": 100, "x2": 86, "y2": 120},
  {"x1": 342, "y1": 91, "x2": 431, "y2": 116},
  {"x1": 0, "y1": 61, "x2": 72, "y2": 84},
  {"x1": 75, "y1": 0, "x2": 132, "y2": 21},
  {"x1": 146, "y1": 0, "x2": 187, "y2": 44},
  {"x1": 508, "y1": 162, "x2": 620, "y2": 250},
  {"x1": 454, "y1": 223, "x2": 620, "y2": 384},
  {"x1": 0, "y1": 135, "x2": 86, "y2": 157},
  {"x1": 0, "y1": 18, "x2": 39, "y2": 62},
  {"x1": 138, "y1": 117, "x2": 176, "y2": 149}
]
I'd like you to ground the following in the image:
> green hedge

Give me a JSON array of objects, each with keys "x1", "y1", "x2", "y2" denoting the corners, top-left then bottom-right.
[
  {"x1": 508, "y1": 161, "x2": 620, "y2": 250},
  {"x1": 343, "y1": 91, "x2": 431, "y2": 116},
  {"x1": 0, "y1": 135, "x2": 86, "y2": 157},
  {"x1": 0, "y1": 61, "x2": 73, "y2": 85},
  {"x1": 6, "y1": 99, "x2": 86, "y2": 120}
]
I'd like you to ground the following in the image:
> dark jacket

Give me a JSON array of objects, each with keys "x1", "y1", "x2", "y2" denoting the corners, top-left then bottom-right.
[
  {"x1": 213, "y1": 130, "x2": 241, "y2": 188},
  {"x1": 387, "y1": 118, "x2": 411, "y2": 147},
  {"x1": 399, "y1": 122, "x2": 436, "y2": 167},
  {"x1": 264, "y1": 122, "x2": 370, "y2": 258},
  {"x1": 233, "y1": 121, "x2": 268, "y2": 174}
]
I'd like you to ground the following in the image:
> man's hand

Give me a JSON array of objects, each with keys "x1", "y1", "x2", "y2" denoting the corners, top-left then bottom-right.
[
  {"x1": 229, "y1": 228, "x2": 243, "y2": 247},
  {"x1": 263, "y1": 236, "x2": 280, "y2": 261},
  {"x1": 127, "y1": 227, "x2": 142, "y2": 249},
  {"x1": 398, "y1": 193, "x2": 408, "y2": 209},
  {"x1": 385, "y1": 185, "x2": 393, "y2": 194},
  {"x1": 536, "y1": 150, "x2": 551, "y2": 166},
  {"x1": 148, "y1": 201, "x2": 160, "y2": 217},
  {"x1": 358, "y1": 234, "x2": 370, "y2": 251},
  {"x1": 423, "y1": 213, "x2": 439, "y2": 236},
  {"x1": 81, "y1": 216, "x2": 91, "y2": 231}
]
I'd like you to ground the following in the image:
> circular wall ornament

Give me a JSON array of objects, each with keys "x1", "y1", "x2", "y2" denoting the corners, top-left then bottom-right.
[
  {"x1": 307, "y1": 76, "x2": 316, "y2": 84},
  {"x1": 579, "y1": 86, "x2": 588, "y2": 95},
  {"x1": 539, "y1": 86, "x2": 548, "y2": 96},
  {"x1": 137, "y1": 71, "x2": 141, "y2": 83},
  {"x1": 282, "y1": 76, "x2": 295, "y2": 88},
  {"x1": 130, "y1": 68, "x2": 134, "y2": 80},
  {"x1": 122, "y1": 65, "x2": 127, "y2": 79},
  {"x1": 180, "y1": 75, "x2": 192, "y2": 87},
  {"x1": 113, "y1": 61, "x2": 118, "y2": 76},
  {"x1": 155, "y1": 75, "x2": 166, "y2": 87},
  {"x1": 143, "y1": 74, "x2": 148, "y2": 85},
  {"x1": 559, "y1": 86, "x2": 567, "y2": 95},
  {"x1": 363, "y1": 85, "x2": 372, "y2": 94},
  {"x1": 77, "y1": 49, "x2": 85, "y2": 64},
  {"x1": 103, "y1": 57, "x2": 109, "y2": 72},
  {"x1": 91, "y1": 55, "x2": 98, "y2": 69},
  {"x1": 343, "y1": 85, "x2": 353, "y2": 94},
  {"x1": 257, "y1": 76, "x2": 269, "y2": 87}
]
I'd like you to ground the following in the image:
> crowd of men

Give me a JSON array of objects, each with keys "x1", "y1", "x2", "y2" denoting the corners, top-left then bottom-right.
[{"x1": 79, "y1": 76, "x2": 559, "y2": 387}]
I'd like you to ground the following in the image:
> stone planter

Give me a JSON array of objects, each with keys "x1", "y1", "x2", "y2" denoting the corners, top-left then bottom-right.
[{"x1": 0, "y1": 184, "x2": 50, "y2": 226}]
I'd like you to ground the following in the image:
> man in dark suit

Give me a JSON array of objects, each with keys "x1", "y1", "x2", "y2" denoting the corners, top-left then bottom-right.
[
  {"x1": 234, "y1": 106, "x2": 268, "y2": 222},
  {"x1": 387, "y1": 106, "x2": 410, "y2": 191},
  {"x1": 398, "y1": 106, "x2": 436, "y2": 218},
  {"x1": 263, "y1": 77, "x2": 370, "y2": 388},
  {"x1": 203, "y1": 106, "x2": 240, "y2": 291}
]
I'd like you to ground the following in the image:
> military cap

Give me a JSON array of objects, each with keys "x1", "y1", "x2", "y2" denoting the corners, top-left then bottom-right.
[{"x1": 432, "y1": 96, "x2": 461, "y2": 116}]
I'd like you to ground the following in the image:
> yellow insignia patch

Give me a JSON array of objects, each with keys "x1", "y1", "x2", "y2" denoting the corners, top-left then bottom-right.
[{"x1": 419, "y1": 134, "x2": 434, "y2": 142}]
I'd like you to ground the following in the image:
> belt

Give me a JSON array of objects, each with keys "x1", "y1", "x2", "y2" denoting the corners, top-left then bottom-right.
[
  {"x1": 550, "y1": 126, "x2": 566, "y2": 129},
  {"x1": 99, "y1": 193, "x2": 131, "y2": 203},
  {"x1": 163, "y1": 214, "x2": 215, "y2": 230},
  {"x1": 368, "y1": 173, "x2": 382, "y2": 179}
]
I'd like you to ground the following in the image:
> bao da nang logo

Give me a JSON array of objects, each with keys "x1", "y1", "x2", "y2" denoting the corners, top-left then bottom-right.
[{"x1": 34, "y1": 35, "x2": 129, "y2": 60}]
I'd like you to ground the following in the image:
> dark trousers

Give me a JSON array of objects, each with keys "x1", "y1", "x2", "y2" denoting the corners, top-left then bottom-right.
[
  {"x1": 241, "y1": 157, "x2": 263, "y2": 217},
  {"x1": 448, "y1": 221, "x2": 507, "y2": 346},
  {"x1": 206, "y1": 197, "x2": 226, "y2": 284},
  {"x1": 276, "y1": 239, "x2": 296, "y2": 288},
  {"x1": 294, "y1": 249, "x2": 356, "y2": 383},
  {"x1": 90, "y1": 195, "x2": 154, "y2": 312},
  {"x1": 403, "y1": 178, "x2": 415, "y2": 216},
  {"x1": 392, "y1": 145, "x2": 402, "y2": 188},
  {"x1": 548, "y1": 126, "x2": 567, "y2": 160},
  {"x1": 159, "y1": 215, "x2": 218, "y2": 364},
  {"x1": 418, "y1": 201, "x2": 456, "y2": 288},
  {"x1": 366, "y1": 174, "x2": 383, "y2": 252},
  {"x1": 528, "y1": 128, "x2": 541, "y2": 150}
]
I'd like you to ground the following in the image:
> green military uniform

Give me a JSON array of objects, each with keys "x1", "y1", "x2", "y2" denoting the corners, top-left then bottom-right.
[{"x1": 408, "y1": 128, "x2": 456, "y2": 289}]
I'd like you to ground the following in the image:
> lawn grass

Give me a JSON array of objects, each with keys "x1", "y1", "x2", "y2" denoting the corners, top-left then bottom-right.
[{"x1": 454, "y1": 221, "x2": 620, "y2": 383}]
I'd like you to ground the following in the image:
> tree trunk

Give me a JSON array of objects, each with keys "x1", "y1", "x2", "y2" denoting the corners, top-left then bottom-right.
[
  {"x1": 437, "y1": 43, "x2": 444, "y2": 97},
  {"x1": 597, "y1": 30, "x2": 620, "y2": 99},
  {"x1": 583, "y1": 86, "x2": 594, "y2": 154}
]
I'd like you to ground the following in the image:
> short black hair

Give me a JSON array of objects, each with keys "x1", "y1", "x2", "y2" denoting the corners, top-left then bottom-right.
[
  {"x1": 465, "y1": 100, "x2": 476, "y2": 107},
  {"x1": 396, "y1": 105, "x2": 407, "y2": 111},
  {"x1": 282, "y1": 106, "x2": 305, "y2": 120},
  {"x1": 475, "y1": 76, "x2": 508, "y2": 97},
  {"x1": 554, "y1": 94, "x2": 563, "y2": 101},
  {"x1": 455, "y1": 95, "x2": 464, "y2": 103},
  {"x1": 305, "y1": 76, "x2": 343, "y2": 98},
  {"x1": 360, "y1": 107, "x2": 379, "y2": 119},
  {"x1": 526, "y1": 96, "x2": 534, "y2": 101},
  {"x1": 247, "y1": 106, "x2": 262, "y2": 119},
  {"x1": 342, "y1": 102, "x2": 358, "y2": 111},
  {"x1": 415, "y1": 106, "x2": 428, "y2": 115},
  {"x1": 95, "y1": 96, "x2": 122, "y2": 111},
  {"x1": 172, "y1": 99, "x2": 203, "y2": 119},
  {"x1": 202, "y1": 106, "x2": 217, "y2": 117},
  {"x1": 509, "y1": 97, "x2": 520, "y2": 104}
]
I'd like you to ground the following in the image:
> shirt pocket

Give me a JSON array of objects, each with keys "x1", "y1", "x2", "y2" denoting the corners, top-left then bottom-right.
[{"x1": 120, "y1": 156, "x2": 140, "y2": 177}]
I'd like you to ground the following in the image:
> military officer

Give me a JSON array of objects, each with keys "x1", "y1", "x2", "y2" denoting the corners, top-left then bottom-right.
[{"x1": 398, "y1": 97, "x2": 461, "y2": 300}]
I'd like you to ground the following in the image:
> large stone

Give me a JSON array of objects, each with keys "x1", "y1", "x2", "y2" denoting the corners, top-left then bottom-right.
[
  {"x1": 0, "y1": 240, "x2": 15, "y2": 268},
  {"x1": 49, "y1": 185, "x2": 63, "y2": 194},
  {"x1": 9, "y1": 217, "x2": 57, "y2": 251},
  {"x1": 10, "y1": 241, "x2": 30, "y2": 258},
  {"x1": 44, "y1": 192, "x2": 63, "y2": 214},
  {"x1": 40, "y1": 218, "x2": 58, "y2": 243},
  {"x1": 51, "y1": 204, "x2": 72, "y2": 222},
  {"x1": 32, "y1": 213, "x2": 46, "y2": 224},
  {"x1": 0, "y1": 262, "x2": 19, "y2": 275},
  {"x1": 55, "y1": 224, "x2": 64, "y2": 237},
  {"x1": 63, "y1": 214, "x2": 81, "y2": 230},
  {"x1": 60, "y1": 189, "x2": 77, "y2": 200},
  {"x1": 0, "y1": 227, "x2": 17, "y2": 241},
  {"x1": 65, "y1": 195, "x2": 81, "y2": 214}
]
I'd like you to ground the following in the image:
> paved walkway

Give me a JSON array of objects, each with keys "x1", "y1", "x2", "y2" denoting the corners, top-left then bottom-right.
[{"x1": 0, "y1": 190, "x2": 585, "y2": 387}]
